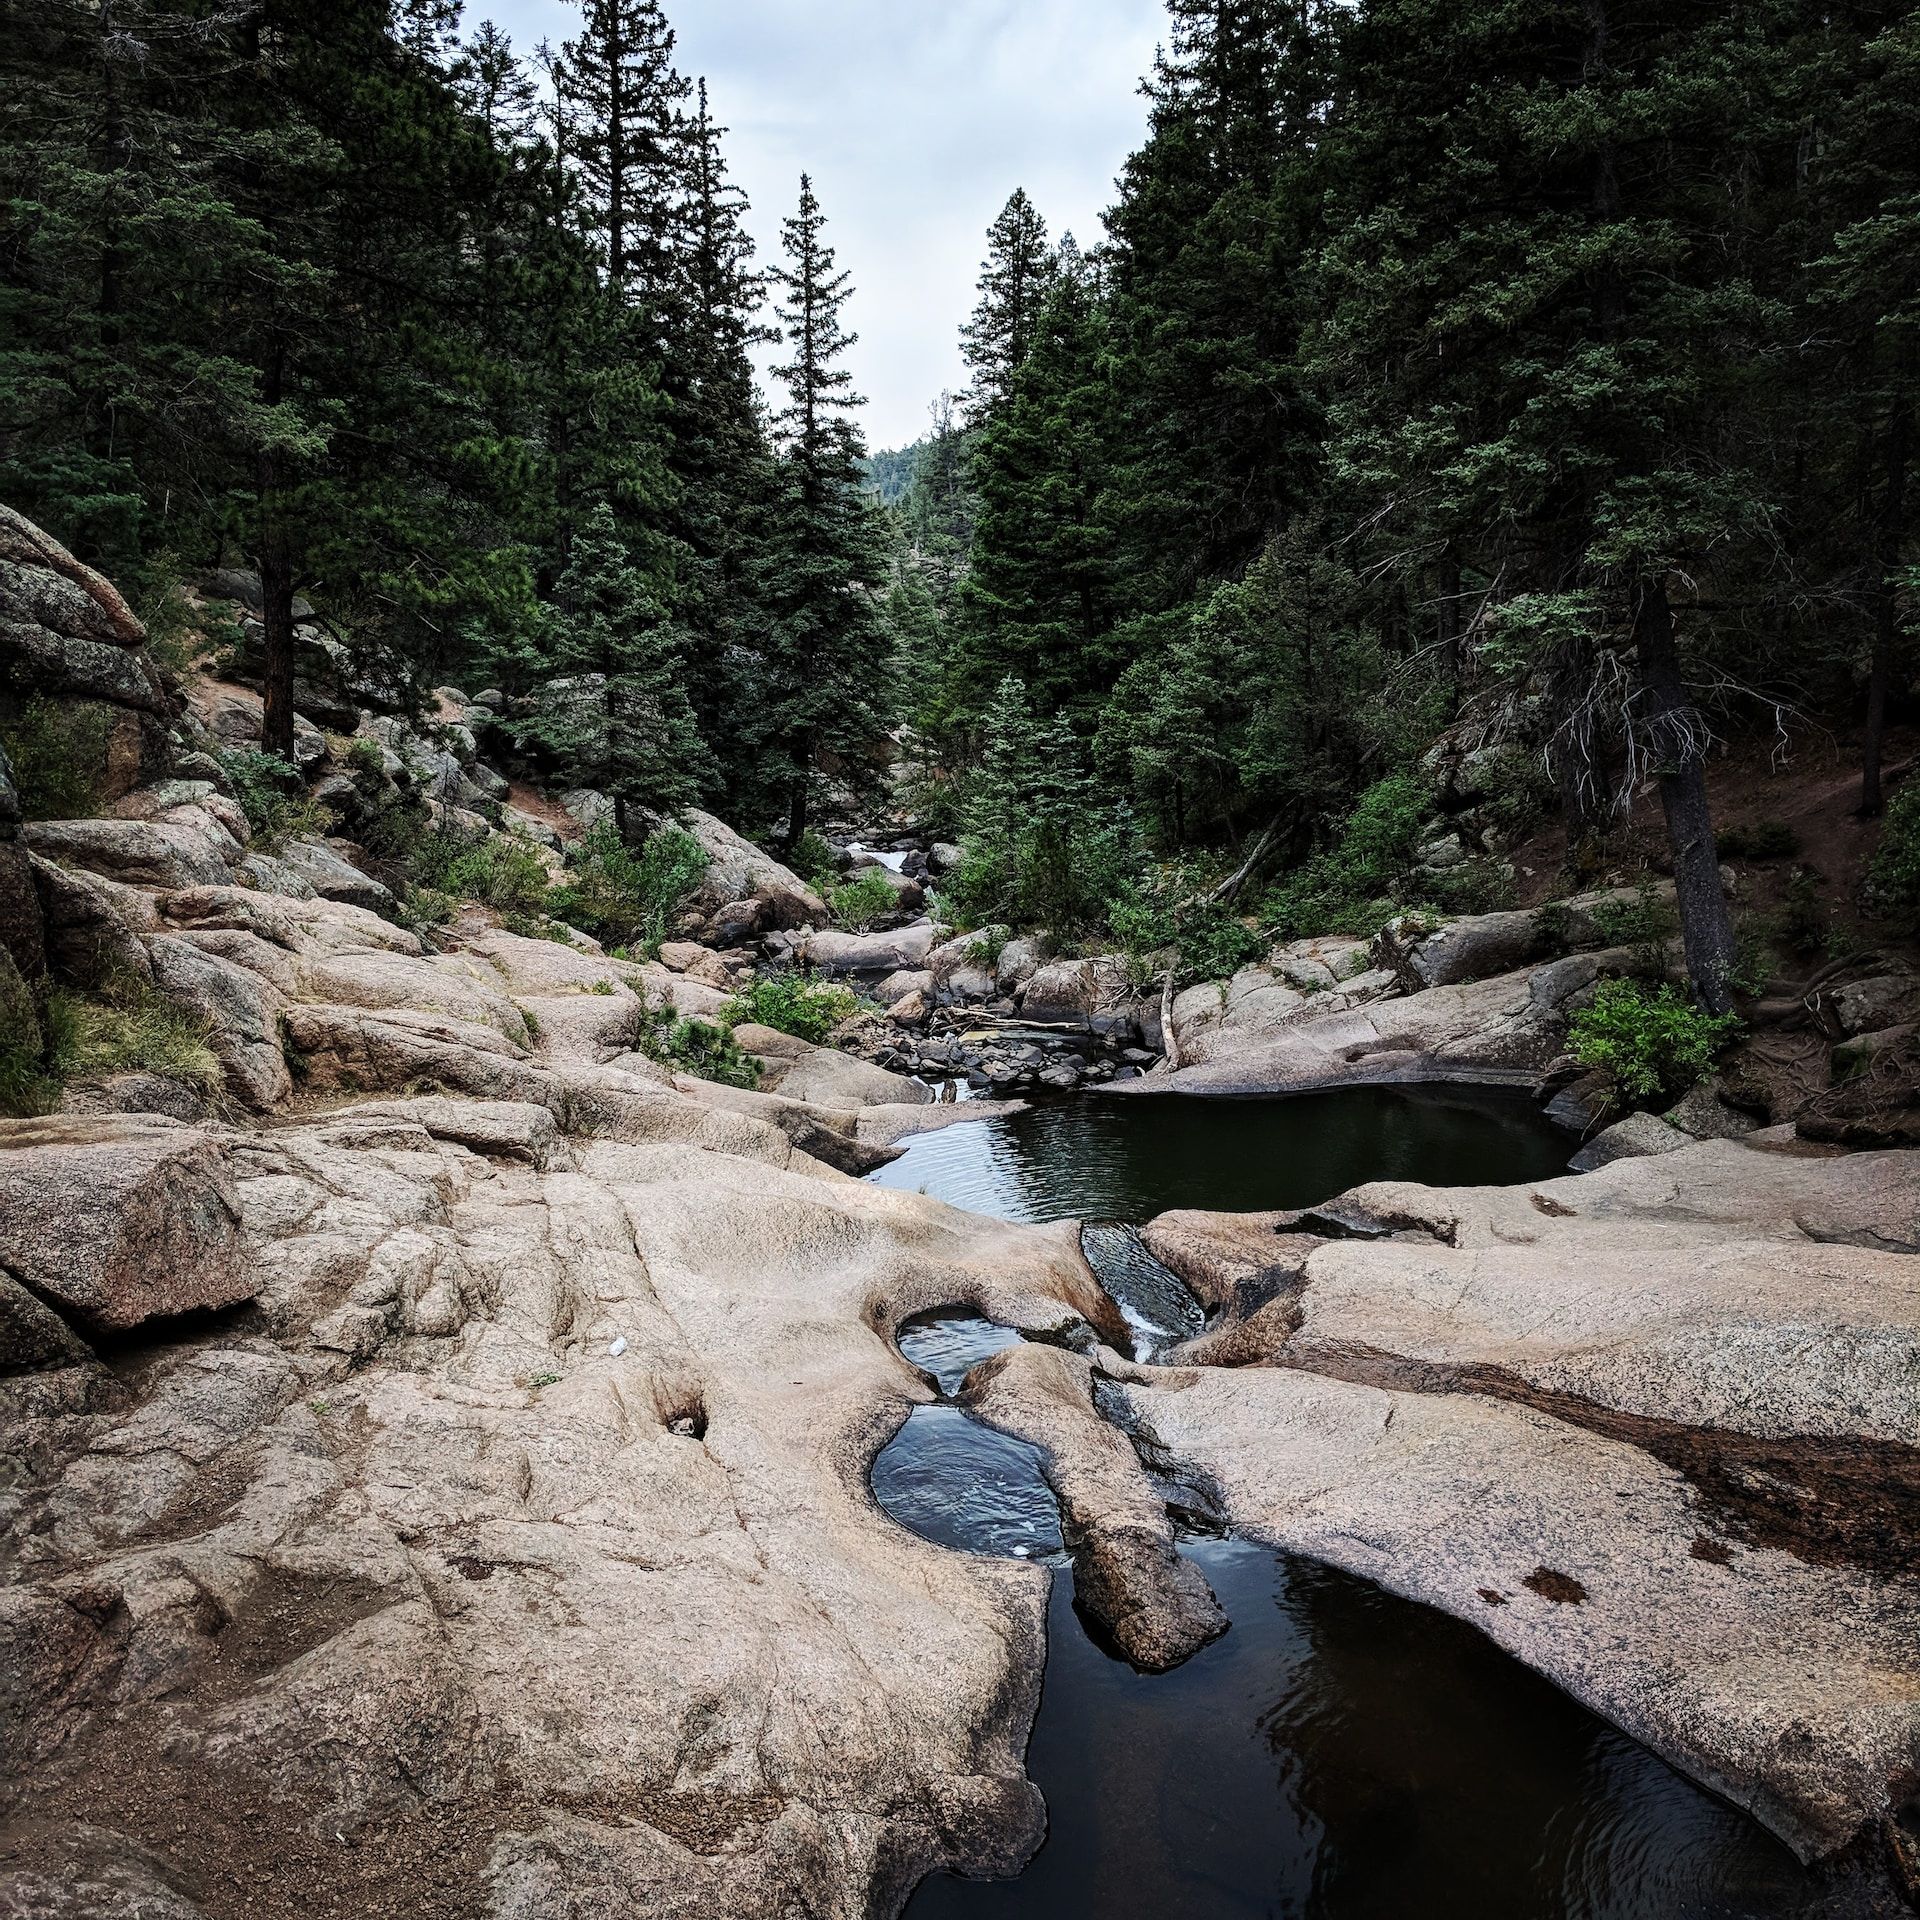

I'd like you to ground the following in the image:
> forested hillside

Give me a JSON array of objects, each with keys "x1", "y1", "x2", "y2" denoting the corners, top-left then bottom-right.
[
  {"x1": 4, "y1": 0, "x2": 1918, "y2": 1022},
  {"x1": 893, "y1": 0, "x2": 1920, "y2": 1017},
  {"x1": 2, "y1": 0, "x2": 889, "y2": 840}
]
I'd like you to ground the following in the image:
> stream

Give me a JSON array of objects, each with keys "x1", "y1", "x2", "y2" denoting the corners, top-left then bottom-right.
[{"x1": 869, "y1": 1087, "x2": 1847, "y2": 1918}]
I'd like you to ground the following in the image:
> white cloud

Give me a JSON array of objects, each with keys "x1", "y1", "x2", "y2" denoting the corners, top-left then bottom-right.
[{"x1": 480, "y1": 0, "x2": 1167, "y2": 446}]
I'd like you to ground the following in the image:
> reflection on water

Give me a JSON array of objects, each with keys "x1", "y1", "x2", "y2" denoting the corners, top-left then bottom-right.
[
  {"x1": 868, "y1": 1084, "x2": 1574, "y2": 1225},
  {"x1": 909, "y1": 1541, "x2": 1834, "y2": 1920},
  {"x1": 869, "y1": 1091, "x2": 1854, "y2": 1920},
  {"x1": 870, "y1": 1405, "x2": 1062, "y2": 1562}
]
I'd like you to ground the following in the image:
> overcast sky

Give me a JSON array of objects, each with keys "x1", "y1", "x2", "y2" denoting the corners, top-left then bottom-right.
[{"x1": 485, "y1": 0, "x2": 1168, "y2": 449}]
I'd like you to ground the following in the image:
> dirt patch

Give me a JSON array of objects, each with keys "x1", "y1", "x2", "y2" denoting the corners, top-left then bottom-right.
[
  {"x1": 1523, "y1": 1566, "x2": 1589, "y2": 1604},
  {"x1": 193, "y1": 1567, "x2": 394, "y2": 1702},
  {"x1": 504, "y1": 781, "x2": 579, "y2": 842},
  {"x1": 1287, "y1": 1342, "x2": 1920, "y2": 1576},
  {"x1": 14, "y1": 1725, "x2": 522, "y2": 1920}
]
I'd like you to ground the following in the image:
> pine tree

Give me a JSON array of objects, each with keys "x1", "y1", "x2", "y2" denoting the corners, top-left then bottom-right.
[
  {"x1": 394, "y1": 0, "x2": 463, "y2": 65},
  {"x1": 959, "y1": 189, "x2": 1054, "y2": 424},
  {"x1": 540, "y1": 500, "x2": 711, "y2": 823},
  {"x1": 750, "y1": 174, "x2": 891, "y2": 848},
  {"x1": 1804, "y1": 7, "x2": 1920, "y2": 813},
  {"x1": 668, "y1": 79, "x2": 777, "y2": 787},
  {"x1": 559, "y1": 0, "x2": 687, "y2": 312},
  {"x1": 956, "y1": 245, "x2": 1118, "y2": 718}
]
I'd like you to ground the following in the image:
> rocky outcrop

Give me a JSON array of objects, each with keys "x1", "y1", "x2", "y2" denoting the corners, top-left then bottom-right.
[
  {"x1": 806, "y1": 920, "x2": 940, "y2": 978},
  {"x1": 0, "y1": 505, "x2": 166, "y2": 722},
  {"x1": 682, "y1": 810, "x2": 827, "y2": 932},
  {"x1": 0, "y1": 1099, "x2": 1108, "y2": 1918},
  {"x1": 1032, "y1": 1140, "x2": 1920, "y2": 1864},
  {"x1": 1141, "y1": 947, "x2": 1636, "y2": 1096},
  {"x1": 961, "y1": 1343, "x2": 1227, "y2": 1671},
  {"x1": 0, "y1": 1116, "x2": 248, "y2": 1332}
]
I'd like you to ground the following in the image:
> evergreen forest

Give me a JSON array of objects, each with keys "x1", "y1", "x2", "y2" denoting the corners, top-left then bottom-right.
[{"x1": 6, "y1": 0, "x2": 1919, "y2": 1017}]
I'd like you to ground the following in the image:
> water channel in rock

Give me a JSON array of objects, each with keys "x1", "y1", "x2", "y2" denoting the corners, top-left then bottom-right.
[{"x1": 869, "y1": 1086, "x2": 1854, "y2": 1918}]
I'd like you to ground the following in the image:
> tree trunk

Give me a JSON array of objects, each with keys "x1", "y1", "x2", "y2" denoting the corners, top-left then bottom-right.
[
  {"x1": 254, "y1": 333, "x2": 296, "y2": 763},
  {"x1": 258, "y1": 519, "x2": 297, "y2": 763},
  {"x1": 781, "y1": 741, "x2": 811, "y2": 855},
  {"x1": 1862, "y1": 390, "x2": 1910, "y2": 816},
  {"x1": 1636, "y1": 577, "x2": 1735, "y2": 1014}
]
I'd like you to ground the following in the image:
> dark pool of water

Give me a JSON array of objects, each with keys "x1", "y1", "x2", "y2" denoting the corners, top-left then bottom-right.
[
  {"x1": 867, "y1": 1083, "x2": 1574, "y2": 1225},
  {"x1": 908, "y1": 1540, "x2": 1837, "y2": 1920},
  {"x1": 867, "y1": 1090, "x2": 1859, "y2": 1918}
]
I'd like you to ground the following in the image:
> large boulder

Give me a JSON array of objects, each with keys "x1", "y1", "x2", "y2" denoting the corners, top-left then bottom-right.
[
  {"x1": 806, "y1": 920, "x2": 940, "y2": 977},
  {"x1": 731, "y1": 1022, "x2": 928, "y2": 1110},
  {"x1": 0, "y1": 1115, "x2": 250, "y2": 1329},
  {"x1": 682, "y1": 810, "x2": 827, "y2": 931},
  {"x1": 144, "y1": 934, "x2": 293, "y2": 1110},
  {"x1": 1826, "y1": 972, "x2": 1920, "y2": 1040},
  {"x1": 1374, "y1": 909, "x2": 1549, "y2": 991},
  {"x1": 23, "y1": 817, "x2": 235, "y2": 892},
  {"x1": 0, "y1": 504, "x2": 166, "y2": 717},
  {"x1": 1567, "y1": 1108, "x2": 1691, "y2": 1173},
  {"x1": 272, "y1": 837, "x2": 394, "y2": 913},
  {"x1": 1018, "y1": 956, "x2": 1137, "y2": 1031},
  {"x1": 1142, "y1": 948, "x2": 1634, "y2": 1095}
]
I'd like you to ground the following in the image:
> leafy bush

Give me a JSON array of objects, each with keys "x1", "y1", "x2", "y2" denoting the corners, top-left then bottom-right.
[
  {"x1": 1590, "y1": 880, "x2": 1678, "y2": 962},
  {"x1": 1716, "y1": 819, "x2": 1801, "y2": 863},
  {"x1": 965, "y1": 925, "x2": 1010, "y2": 968},
  {"x1": 1779, "y1": 868, "x2": 1830, "y2": 956},
  {"x1": 639, "y1": 1009, "x2": 760, "y2": 1088},
  {"x1": 1866, "y1": 782, "x2": 1920, "y2": 928},
  {"x1": 788, "y1": 828, "x2": 839, "y2": 894},
  {"x1": 131, "y1": 550, "x2": 210, "y2": 678},
  {"x1": 410, "y1": 830, "x2": 552, "y2": 926},
  {"x1": 1568, "y1": 979, "x2": 1742, "y2": 1104},
  {"x1": 829, "y1": 867, "x2": 897, "y2": 932},
  {"x1": 0, "y1": 697, "x2": 112, "y2": 820},
  {"x1": 1476, "y1": 746, "x2": 1555, "y2": 841},
  {"x1": 725, "y1": 973, "x2": 859, "y2": 1045},
  {"x1": 1109, "y1": 862, "x2": 1263, "y2": 988},
  {"x1": 217, "y1": 748, "x2": 335, "y2": 852},
  {"x1": 1258, "y1": 773, "x2": 1430, "y2": 941},
  {"x1": 548, "y1": 821, "x2": 708, "y2": 955},
  {"x1": 1423, "y1": 857, "x2": 1516, "y2": 916}
]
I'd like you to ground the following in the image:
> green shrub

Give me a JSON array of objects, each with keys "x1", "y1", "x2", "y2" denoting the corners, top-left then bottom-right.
[
  {"x1": 1729, "y1": 918, "x2": 1780, "y2": 998},
  {"x1": 640, "y1": 1009, "x2": 760, "y2": 1088},
  {"x1": 1779, "y1": 867, "x2": 1830, "y2": 956},
  {"x1": 1568, "y1": 979, "x2": 1742, "y2": 1104},
  {"x1": 1110, "y1": 863, "x2": 1263, "y2": 988},
  {"x1": 1476, "y1": 746, "x2": 1555, "y2": 841},
  {"x1": 131, "y1": 551, "x2": 207, "y2": 677},
  {"x1": 1423, "y1": 857, "x2": 1516, "y2": 916},
  {"x1": 965, "y1": 925, "x2": 1011, "y2": 968},
  {"x1": 412, "y1": 831, "x2": 552, "y2": 920},
  {"x1": 1590, "y1": 880, "x2": 1678, "y2": 964},
  {"x1": 1866, "y1": 783, "x2": 1920, "y2": 928},
  {"x1": 829, "y1": 867, "x2": 897, "y2": 932},
  {"x1": 549, "y1": 821, "x2": 708, "y2": 956},
  {"x1": 1532, "y1": 899, "x2": 1576, "y2": 955},
  {"x1": 0, "y1": 697, "x2": 113, "y2": 820},
  {"x1": 2, "y1": 970, "x2": 225, "y2": 1115},
  {"x1": 788, "y1": 828, "x2": 839, "y2": 893},
  {"x1": 725, "y1": 974, "x2": 858, "y2": 1044},
  {"x1": 1258, "y1": 773, "x2": 1428, "y2": 941},
  {"x1": 217, "y1": 747, "x2": 336, "y2": 852},
  {"x1": 1715, "y1": 819, "x2": 1800, "y2": 863}
]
